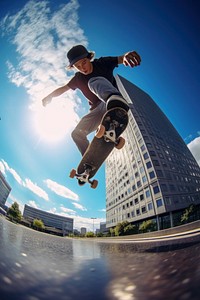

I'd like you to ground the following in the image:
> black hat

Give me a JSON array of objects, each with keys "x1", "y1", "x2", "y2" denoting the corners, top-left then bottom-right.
[{"x1": 67, "y1": 45, "x2": 94, "y2": 68}]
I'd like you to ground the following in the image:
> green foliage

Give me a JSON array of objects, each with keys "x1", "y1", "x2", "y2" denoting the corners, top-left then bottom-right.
[
  {"x1": 7, "y1": 202, "x2": 22, "y2": 222},
  {"x1": 124, "y1": 224, "x2": 137, "y2": 235},
  {"x1": 139, "y1": 220, "x2": 155, "y2": 233},
  {"x1": 109, "y1": 228, "x2": 115, "y2": 236},
  {"x1": 33, "y1": 219, "x2": 45, "y2": 229},
  {"x1": 96, "y1": 232, "x2": 103, "y2": 237},
  {"x1": 114, "y1": 221, "x2": 135, "y2": 236},
  {"x1": 85, "y1": 231, "x2": 95, "y2": 237},
  {"x1": 181, "y1": 205, "x2": 195, "y2": 223}
]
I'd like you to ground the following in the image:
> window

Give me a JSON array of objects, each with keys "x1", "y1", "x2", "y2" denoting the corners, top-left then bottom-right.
[
  {"x1": 149, "y1": 150, "x2": 156, "y2": 156},
  {"x1": 143, "y1": 152, "x2": 149, "y2": 160},
  {"x1": 148, "y1": 203, "x2": 153, "y2": 210},
  {"x1": 141, "y1": 206, "x2": 147, "y2": 213},
  {"x1": 134, "y1": 198, "x2": 139, "y2": 204},
  {"x1": 140, "y1": 166, "x2": 144, "y2": 173},
  {"x1": 146, "y1": 161, "x2": 152, "y2": 169},
  {"x1": 135, "y1": 172, "x2": 139, "y2": 178},
  {"x1": 137, "y1": 180, "x2": 142, "y2": 187},
  {"x1": 145, "y1": 190, "x2": 150, "y2": 198},
  {"x1": 142, "y1": 176, "x2": 147, "y2": 183},
  {"x1": 161, "y1": 184, "x2": 168, "y2": 192},
  {"x1": 153, "y1": 185, "x2": 160, "y2": 194},
  {"x1": 152, "y1": 160, "x2": 160, "y2": 166},
  {"x1": 140, "y1": 194, "x2": 144, "y2": 201},
  {"x1": 149, "y1": 171, "x2": 156, "y2": 179},
  {"x1": 132, "y1": 185, "x2": 136, "y2": 191},
  {"x1": 156, "y1": 199, "x2": 163, "y2": 207},
  {"x1": 136, "y1": 208, "x2": 140, "y2": 215}
]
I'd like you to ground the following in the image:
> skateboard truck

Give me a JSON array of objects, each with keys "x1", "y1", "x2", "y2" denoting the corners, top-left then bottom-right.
[
  {"x1": 96, "y1": 122, "x2": 125, "y2": 149},
  {"x1": 69, "y1": 164, "x2": 98, "y2": 189}
]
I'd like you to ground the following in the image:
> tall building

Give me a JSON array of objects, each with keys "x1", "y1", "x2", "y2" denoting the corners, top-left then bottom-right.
[
  {"x1": 0, "y1": 171, "x2": 11, "y2": 208},
  {"x1": 105, "y1": 75, "x2": 200, "y2": 230},
  {"x1": 23, "y1": 204, "x2": 73, "y2": 235},
  {"x1": 80, "y1": 227, "x2": 87, "y2": 235}
]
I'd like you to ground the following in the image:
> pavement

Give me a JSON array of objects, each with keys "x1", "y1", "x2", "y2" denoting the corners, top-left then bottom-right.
[{"x1": 0, "y1": 217, "x2": 200, "y2": 300}]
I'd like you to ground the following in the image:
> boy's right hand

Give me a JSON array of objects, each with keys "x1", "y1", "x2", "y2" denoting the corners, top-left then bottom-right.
[{"x1": 42, "y1": 95, "x2": 52, "y2": 107}]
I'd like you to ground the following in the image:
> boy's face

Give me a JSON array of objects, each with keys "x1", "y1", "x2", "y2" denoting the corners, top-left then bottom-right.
[{"x1": 73, "y1": 57, "x2": 93, "y2": 75}]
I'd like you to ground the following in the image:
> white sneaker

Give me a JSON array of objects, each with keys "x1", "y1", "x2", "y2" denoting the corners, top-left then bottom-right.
[{"x1": 106, "y1": 95, "x2": 129, "y2": 111}]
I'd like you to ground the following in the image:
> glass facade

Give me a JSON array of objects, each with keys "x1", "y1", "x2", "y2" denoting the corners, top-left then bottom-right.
[
  {"x1": 0, "y1": 171, "x2": 11, "y2": 207},
  {"x1": 105, "y1": 75, "x2": 200, "y2": 228},
  {"x1": 23, "y1": 204, "x2": 73, "y2": 234}
]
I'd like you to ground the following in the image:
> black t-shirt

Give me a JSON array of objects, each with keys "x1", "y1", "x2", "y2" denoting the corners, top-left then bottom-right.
[{"x1": 67, "y1": 56, "x2": 119, "y2": 109}]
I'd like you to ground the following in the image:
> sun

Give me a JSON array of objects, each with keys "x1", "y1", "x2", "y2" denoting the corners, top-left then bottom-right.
[{"x1": 34, "y1": 100, "x2": 78, "y2": 143}]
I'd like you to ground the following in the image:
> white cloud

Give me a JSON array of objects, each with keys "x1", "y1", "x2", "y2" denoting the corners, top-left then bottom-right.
[
  {"x1": 99, "y1": 208, "x2": 106, "y2": 212},
  {"x1": 57, "y1": 209, "x2": 105, "y2": 232},
  {"x1": 188, "y1": 136, "x2": 200, "y2": 166},
  {"x1": 44, "y1": 179, "x2": 79, "y2": 201},
  {"x1": 0, "y1": 161, "x2": 6, "y2": 175},
  {"x1": 23, "y1": 178, "x2": 49, "y2": 201},
  {"x1": 60, "y1": 205, "x2": 76, "y2": 215},
  {"x1": 28, "y1": 200, "x2": 39, "y2": 209},
  {"x1": 73, "y1": 215, "x2": 106, "y2": 232},
  {"x1": 72, "y1": 202, "x2": 87, "y2": 211},
  {"x1": 1, "y1": 0, "x2": 89, "y2": 140},
  {"x1": 1, "y1": 160, "x2": 23, "y2": 185},
  {"x1": 1, "y1": 159, "x2": 49, "y2": 201}
]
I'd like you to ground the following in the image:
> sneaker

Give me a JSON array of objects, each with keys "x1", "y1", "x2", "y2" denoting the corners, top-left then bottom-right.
[{"x1": 106, "y1": 94, "x2": 129, "y2": 111}]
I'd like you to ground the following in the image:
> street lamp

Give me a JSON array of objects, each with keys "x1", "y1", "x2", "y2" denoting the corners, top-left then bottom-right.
[{"x1": 91, "y1": 217, "x2": 97, "y2": 234}]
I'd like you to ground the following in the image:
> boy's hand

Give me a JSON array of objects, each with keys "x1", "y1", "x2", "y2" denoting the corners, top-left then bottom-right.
[
  {"x1": 123, "y1": 51, "x2": 141, "y2": 68},
  {"x1": 42, "y1": 95, "x2": 52, "y2": 107}
]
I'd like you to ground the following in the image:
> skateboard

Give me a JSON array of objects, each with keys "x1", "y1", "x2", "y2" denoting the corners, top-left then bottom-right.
[{"x1": 69, "y1": 107, "x2": 129, "y2": 188}]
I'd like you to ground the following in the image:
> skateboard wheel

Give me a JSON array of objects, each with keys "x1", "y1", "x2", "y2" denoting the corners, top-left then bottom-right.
[
  {"x1": 115, "y1": 137, "x2": 125, "y2": 149},
  {"x1": 95, "y1": 124, "x2": 105, "y2": 138},
  {"x1": 91, "y1": 179, "x2": 98, "y2": 189},
  {"x1": 69, "y1": 169, "x2": 76, "y2": 178}
]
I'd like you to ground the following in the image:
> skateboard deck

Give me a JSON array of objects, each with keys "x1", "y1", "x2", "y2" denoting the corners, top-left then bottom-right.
[{"x1": 69, "y1": 107, "x2": 128, "y2": 188}]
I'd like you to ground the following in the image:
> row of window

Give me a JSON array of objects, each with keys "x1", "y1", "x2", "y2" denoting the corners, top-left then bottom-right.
[{"x1": 107, "y1": 199, "x2": 164, "y2": 224}]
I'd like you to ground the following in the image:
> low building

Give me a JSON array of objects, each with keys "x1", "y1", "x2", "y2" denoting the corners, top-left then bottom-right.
[
  {"x1": 80, "y1": 227, "x2": 87, "y2": 235},
  {"x1": 23, "y1": 204, "x2": 73, "y2": 235},
  {"x1": 0, "y1": 171, "x2": 11, "y2": 209}
]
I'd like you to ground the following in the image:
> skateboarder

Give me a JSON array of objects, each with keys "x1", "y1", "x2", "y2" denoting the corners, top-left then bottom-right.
[{"x1": 42, "y1": 45, "x2": 141, "y2": 156}]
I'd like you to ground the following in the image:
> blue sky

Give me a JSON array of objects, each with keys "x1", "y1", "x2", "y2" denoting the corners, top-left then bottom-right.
[{"x1": 0, "y1": 0, "x2": 200, "y2": 231}]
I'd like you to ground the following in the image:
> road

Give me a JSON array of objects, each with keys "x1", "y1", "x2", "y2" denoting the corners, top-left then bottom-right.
[{"x1": 0, "y1": 217, "x2": 200, "y2": 300}]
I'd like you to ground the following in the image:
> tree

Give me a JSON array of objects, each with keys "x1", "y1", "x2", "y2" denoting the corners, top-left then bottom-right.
[
  {"x1": 96, "y1": 232, "x2": 103, "y2": 237},
  {"x1": 114, "y1": 221, "x2": 129, "y2": 236},
  {"x1": 139, "y1": 220, "x2": 155, "y2": 233},
  {"x1": 85, "y1": 231, "x2": 95, "y2": 237},
  {"x1": 109, "y1": 228, "x2": 115, "y2": 237},
  {"x1": 124, "y1": 224, "x2": 137, "y2": 235},
  {"x1": 181, "y1": 205, "x2": 195, "y2": 224},
  {"x1": 33, "y1": 219, "x2": 45, "y2": 230},
  {"x1": 7, "y1": 202, "x2": 22, "y2": 222}
]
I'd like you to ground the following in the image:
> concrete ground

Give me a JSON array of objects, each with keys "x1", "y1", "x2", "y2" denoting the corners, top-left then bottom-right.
[{"x1": 0, "y1": 217, "x2": 200, "y2": 300}]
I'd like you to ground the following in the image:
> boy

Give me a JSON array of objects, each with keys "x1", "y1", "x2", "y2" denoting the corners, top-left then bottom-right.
[{"x1": 42, "y1": 45, "x2": 141, "y2": 155}]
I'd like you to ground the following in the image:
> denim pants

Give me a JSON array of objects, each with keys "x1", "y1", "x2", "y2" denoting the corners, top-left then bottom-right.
[{"x1": 71, "y1": 76, "x2": 121, "y2": 155}]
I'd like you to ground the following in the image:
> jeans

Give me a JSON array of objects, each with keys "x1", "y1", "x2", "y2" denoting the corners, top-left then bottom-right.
[{"x1": 71, "y1": 77, "x2": 121, "y2": 155}]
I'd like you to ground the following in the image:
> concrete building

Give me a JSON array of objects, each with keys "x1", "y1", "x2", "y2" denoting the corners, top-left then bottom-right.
[
  {"x1": 23, "y1": 204, "x2": 73, "y2": 235},
  {"x1": 0, "y1": 171, "x2": 11, "y2": 209},
  {"x1": 105, "y1": 75, "x2": 200, "y2": 230},
  {"x1": 99, "y1": 222, "x2": 107, "y2": 234},
  {"x1": 80, "y1": 227, "x2": 87, "y2": 235}
]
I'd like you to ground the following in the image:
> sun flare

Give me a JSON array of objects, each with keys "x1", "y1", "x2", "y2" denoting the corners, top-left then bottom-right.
[{"x1": 34, "y1": 101, "x2": 78, "y2": 143}]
